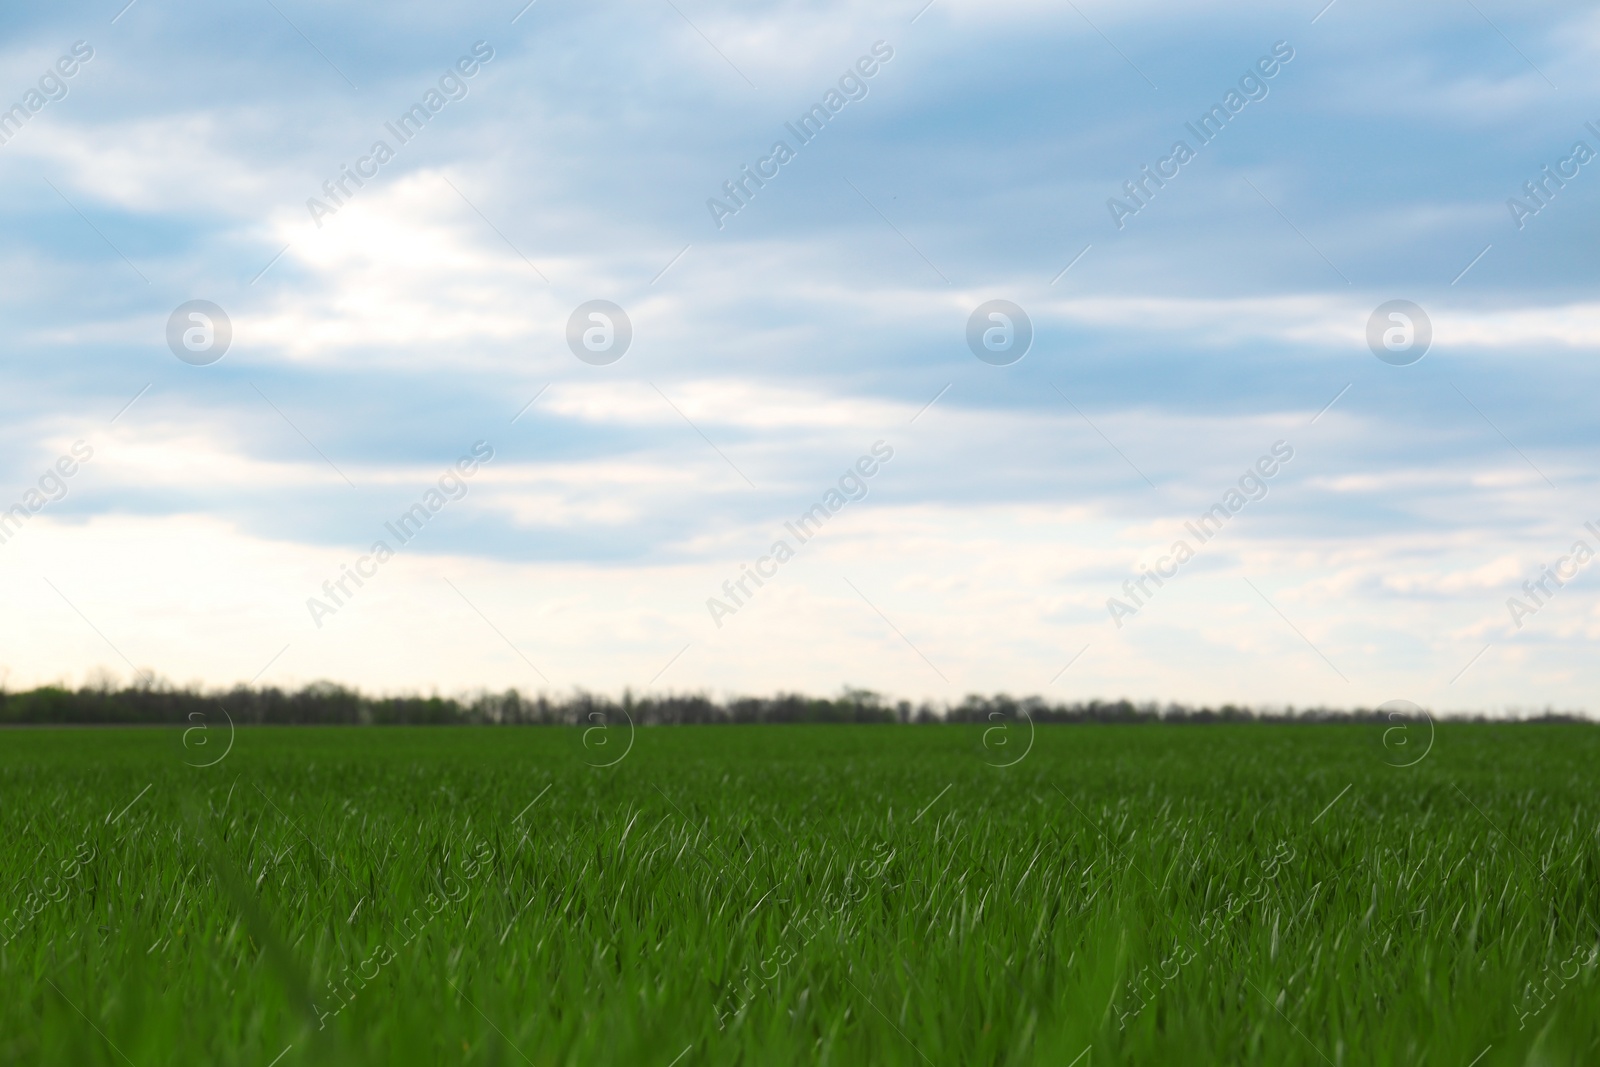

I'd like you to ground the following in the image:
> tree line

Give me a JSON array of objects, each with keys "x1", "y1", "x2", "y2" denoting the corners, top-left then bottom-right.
[{"x1": 0, "y1": 682, "x2": 1586, "y2": 726}]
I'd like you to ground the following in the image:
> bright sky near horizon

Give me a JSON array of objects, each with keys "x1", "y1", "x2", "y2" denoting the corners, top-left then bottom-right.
[{"x1": 2, "y1": 0, "x2": 1598, "y2": 712}]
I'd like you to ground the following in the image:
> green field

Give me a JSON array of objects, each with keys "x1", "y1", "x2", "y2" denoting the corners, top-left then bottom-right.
[{"x1": 2, "y1": 722, "x2": 1597, "y2": 1065}]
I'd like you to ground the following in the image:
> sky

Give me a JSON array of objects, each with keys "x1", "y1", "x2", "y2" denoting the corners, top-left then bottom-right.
[{"x1": 2, "y1": 0, "x2": 1599, "y2": 713}]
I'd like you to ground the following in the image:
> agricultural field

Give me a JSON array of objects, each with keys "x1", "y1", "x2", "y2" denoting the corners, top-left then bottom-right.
[{"x1": 2, "y1": 720, "x2": 1597, "y2": 1065}]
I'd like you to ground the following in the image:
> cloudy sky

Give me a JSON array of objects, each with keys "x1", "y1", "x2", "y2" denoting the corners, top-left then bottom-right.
[{"x1": 2, "y1": 0, "x2": 1598, "y2": 712}]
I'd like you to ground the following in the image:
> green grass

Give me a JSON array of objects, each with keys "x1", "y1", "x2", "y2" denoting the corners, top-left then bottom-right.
[{"x1": 2, "y1": 722, "x2": 1597, "y2": 1066}]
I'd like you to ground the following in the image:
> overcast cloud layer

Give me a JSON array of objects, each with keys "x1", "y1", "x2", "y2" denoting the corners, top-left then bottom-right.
[{"x1": 3, "y1": 0, "x2": 1599, "y2": 712}]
